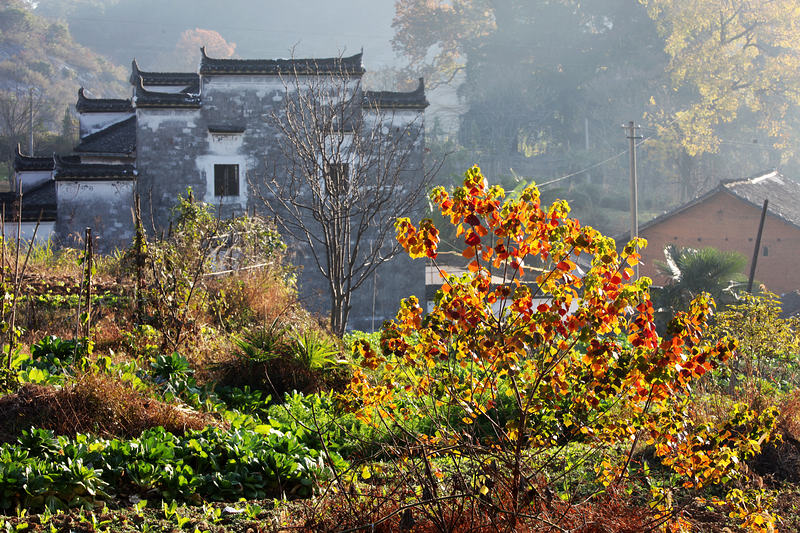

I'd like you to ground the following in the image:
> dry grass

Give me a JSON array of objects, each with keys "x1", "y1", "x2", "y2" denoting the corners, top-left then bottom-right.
[
  {"x1": 0, "y1": 373, "x2": 218, "y2": 443},
  {"x1": 750, "y1": 390, "x2": 800, "y2": 484},
  {"x1": 286, "y1": 482, "x2": 653, "y2": 533}
]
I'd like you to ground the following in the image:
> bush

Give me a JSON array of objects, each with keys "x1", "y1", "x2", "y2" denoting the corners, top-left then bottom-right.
[
  {"x1": 343, "y1": 165, "x2": 777, "y2": 531},
  {"x1": 214, "y1": 324, "x2": 349, "y2": 403}
]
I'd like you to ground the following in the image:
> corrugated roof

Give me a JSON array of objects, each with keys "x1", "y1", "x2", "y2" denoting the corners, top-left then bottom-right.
[
  {"x1": 75, "y1": 116, "x2": 136, "y2": 155},
  {"x1": 722, "y1": 170, "x2": 800, "y2": 228},
  {"x1": 199, "y1": 47, "x2": 365, "y2": 76}
]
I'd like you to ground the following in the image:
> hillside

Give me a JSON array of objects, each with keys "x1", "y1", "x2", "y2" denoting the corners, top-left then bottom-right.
[{"x1": 0, "y1": 0, "x2": 127, "y2": 178}]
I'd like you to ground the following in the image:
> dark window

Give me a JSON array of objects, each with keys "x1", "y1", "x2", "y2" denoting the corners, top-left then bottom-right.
[
  {"x1": 324, "y1": 162, "x2": 349, "y2": 196},
  {"x1": 214, "y1": 164, "x2": 239, "y2": 197},
  {"x1": 763, "y1": 246, "x2": 769, "y2": 256}
]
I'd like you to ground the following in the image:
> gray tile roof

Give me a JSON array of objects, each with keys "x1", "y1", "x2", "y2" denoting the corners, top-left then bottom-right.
[
  {"x1": 133, "y1": 78, "x2": 201, "y2": 108},
  {"x1": 130, "y1": 59, "x2": 200, "y2": 88},
  {"x1": 0, "y1": 180, "x2": 57, "y2": 221},
  {"x1": 54, "y1": 155, "x2": 136, "y2": 180},
  {"x1": 617, "y1": 170, "x2": 800, "y2": 242},
  {"x1": 364, "y1": 78, "x2": 428, "y2": 110},
  {"x1": 76, "y1": 88, "x2": 133, "y2": 113},
  {"x1": 75, "y1": 116, "x2": 136, "y2": 155},
  {"x1": 199, "y1": 47, "x2": 365, "y2": 76},
  {"x1": 13, "y1": 144, "x2": 54, "y2": 171}
]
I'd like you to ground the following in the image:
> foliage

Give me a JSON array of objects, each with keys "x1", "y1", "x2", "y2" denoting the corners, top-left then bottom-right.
[
  {"x1": 653, "y1": 244, "x2": 748, "y2": 318},
  {"x1": 0, "y1": 0, "x2": 127, "y2": 173},
  {"x1": 142, "y1": 189, "x2": 285, "y2": 350},
  {"x1": 712, "y1": 291, "x2": 800, "y2": 395},
  {"x1": 345, "y1": 166, "x2": 777, "y2": 530},
  {"x1": 220, "y1": 324, "x2": 348, "y2": 402},
  {"x1": 27, "y1": 336, "x2": 92, "y2": 374},
  {"x1": 289, "y1": 329, "x2": 342, "y2": 371},
  {"x1": 154, "y1": 28, "x2": 236, "y2": 71},
  {"x1": 150, "y1": 352, "x2": 195, "y2": 394},
  {"x1": 644, "y1": 0, "x2": 800, "y2": 159},
  {"x1": 253, "y1": 57, "x2": 431, "y2": 335},
  {"x1": 0, "y1": 425, "x2": 329, "y2": 511}
]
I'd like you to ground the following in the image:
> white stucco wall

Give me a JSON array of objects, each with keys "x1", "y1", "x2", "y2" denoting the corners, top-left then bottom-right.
[
  {"x1": 137, "y1": 108, "x2": 201, "y2": 132},
  {"x1": 57, "y1": 179, "x2": 133, "y2": 200},
  {"x1": 3, "y1": 221, "x2": 55, "y2": 244},
  {"x1": 142, "y1": 85, "x2": 188, "y2": 94}
]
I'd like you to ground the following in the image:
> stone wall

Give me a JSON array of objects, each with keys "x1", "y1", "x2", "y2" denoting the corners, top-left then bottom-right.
[{"x1": 55, "y1": 180, "x2": 135, "y2": 253}]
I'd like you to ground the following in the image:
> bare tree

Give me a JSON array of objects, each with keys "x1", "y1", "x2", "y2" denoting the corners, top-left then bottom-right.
[{"x1": 252, "y1": 56, "x2": 434, "y2": 335}]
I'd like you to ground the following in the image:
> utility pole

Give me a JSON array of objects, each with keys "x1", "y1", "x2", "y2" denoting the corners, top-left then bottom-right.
[
  {"x1": 623, "y1": 121, "x2": 642, "y2": 278},
  {"x1": 28, "y1": 87, "x2": 34, "y2": 156},
  {"x1": 747, "y1": 199, "x2": 768, "y2": 293}
]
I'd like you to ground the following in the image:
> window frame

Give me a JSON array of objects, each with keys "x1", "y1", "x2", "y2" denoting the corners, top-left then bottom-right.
[{"x1": 214, "y1": 163, "x2": 240, "y2": 197}]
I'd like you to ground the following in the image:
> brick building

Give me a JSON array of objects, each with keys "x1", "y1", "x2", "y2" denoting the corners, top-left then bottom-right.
[{"x1": 623, "y1": 170, "x2": 800, "y2": 295}]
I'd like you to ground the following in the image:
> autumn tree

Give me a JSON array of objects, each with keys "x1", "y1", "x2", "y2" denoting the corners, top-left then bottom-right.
[
  {"x1": 252, "y1": 57, "x2": 432, "y2": 336},
  {"x1": 644, "y1": 0, "x2": 800, "y2": 161},
  {"x1": 344, "y1": 166, "x2": 777, "y2": 530},
  {"x1": 155, "y1": 28, "x2": 236, "y2": 71}
]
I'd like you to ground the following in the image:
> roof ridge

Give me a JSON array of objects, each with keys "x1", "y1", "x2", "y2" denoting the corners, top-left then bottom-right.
[
  {"x1": 14, "y1": 144, "x2": 56, "y2": 171},
  {"x1": 133, "y1": 76, "x2": 201, "y2": 108},
  {"x1": 199, "y1": 47, "x2": 365, "y2": 75},
  {"x1": 363, "y1": 78, "x2": 428, "y2": 109},
  {"x1": 130, "y1": 59, "x2": 199, "y2": 85},
  {"x1": 76, "y1": 88, "x2": 133, "y2": 113}
]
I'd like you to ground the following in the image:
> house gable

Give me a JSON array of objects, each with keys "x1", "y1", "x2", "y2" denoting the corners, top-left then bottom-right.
[{"x1": 636, "y1": 186, "x2": 800, "y2": 294}]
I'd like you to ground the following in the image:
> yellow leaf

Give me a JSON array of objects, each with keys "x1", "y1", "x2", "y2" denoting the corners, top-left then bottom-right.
[{"x1": 361, "y1": 466, "x2": 371, "y2": 480}]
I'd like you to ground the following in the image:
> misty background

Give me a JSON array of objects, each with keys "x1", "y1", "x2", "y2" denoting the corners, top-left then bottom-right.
[{"x1": 3, "y1": 0, "x2": 797, "y2": 238}]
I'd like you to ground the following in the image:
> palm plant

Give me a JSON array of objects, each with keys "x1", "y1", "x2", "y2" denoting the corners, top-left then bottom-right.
[
  {"x1": 290, "y1": 330, "x2": 342, "y2": 370},
  {"x1": 653, "y1": 244, "x2": 748, "y2": 315}
]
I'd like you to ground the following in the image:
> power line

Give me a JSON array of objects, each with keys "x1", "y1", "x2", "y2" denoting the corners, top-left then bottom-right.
[{"x1": 534, "y1": 135, "x2": 651, "y2": 189}]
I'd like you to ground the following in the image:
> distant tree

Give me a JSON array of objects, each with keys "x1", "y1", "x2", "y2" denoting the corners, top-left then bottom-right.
[
  {"x1": 653, "y1": 245, "x2": 748, "y2": 316},
  {"x1": 644, "y1": 0, "x2": 800, "y2": 160},
  {"x1": 0, "y1": 0, "x2": 127, "y2": 167},
  {"x1": 155, "y1": 28, "x2": 236, "y2": 71},
  {"x1": 251, "y1": 58, "x2": 433, "y2": 335},
  {"x1": 393, "y1": 1, "x2": 667, "y2": 189}
]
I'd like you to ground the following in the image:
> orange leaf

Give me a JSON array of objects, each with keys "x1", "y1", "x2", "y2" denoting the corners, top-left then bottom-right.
[
  {"x1": 468, "y1": 260, "x2": 479, "y2": 272},
  {"x1": 462, "y1": 246, "x2": 476, "y2": 259}
]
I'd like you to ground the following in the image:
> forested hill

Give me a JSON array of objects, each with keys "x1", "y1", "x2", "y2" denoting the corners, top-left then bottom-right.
[
  {"x1": 0, "y1": 0, "x2": 128, "y2": 172},
  {"x1": 32, "y1": 0, "x2": 397, "y2": 71}
]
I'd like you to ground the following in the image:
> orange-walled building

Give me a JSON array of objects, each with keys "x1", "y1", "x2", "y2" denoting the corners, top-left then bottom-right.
[{"x1": 621, "y1": 171, "x2": 800, "y2": 295}]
